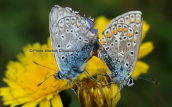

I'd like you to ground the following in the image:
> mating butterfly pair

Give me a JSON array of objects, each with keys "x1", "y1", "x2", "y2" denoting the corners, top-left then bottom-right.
[{"x1": 49, "y1": 5, "x2": 143, "y2": 92}]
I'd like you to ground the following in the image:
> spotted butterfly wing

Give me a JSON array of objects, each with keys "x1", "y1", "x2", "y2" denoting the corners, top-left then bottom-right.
[
  {"x1": 49, "y1": 5, "x2": 98, "y2": 80},
  {"x1": 98, "y1": 11, "x2": 143, "y2": 88}
]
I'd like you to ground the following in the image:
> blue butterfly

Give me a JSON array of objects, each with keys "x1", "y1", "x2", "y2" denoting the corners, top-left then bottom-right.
[
  {"x1": 98, "y1": 11, "x2": 143, "y2": 91},
  {"x1": 49, "y1": 5, "x2": 98, "y2": 93}
]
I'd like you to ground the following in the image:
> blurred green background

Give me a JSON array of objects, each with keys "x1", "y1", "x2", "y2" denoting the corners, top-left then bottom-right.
[{"x1": 0, "y1": 0, "x2": 172, "y2": 107}]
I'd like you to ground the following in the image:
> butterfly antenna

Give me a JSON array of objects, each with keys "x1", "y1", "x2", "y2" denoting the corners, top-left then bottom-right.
[
  {"x1": 33, "y1": 61, "x2": 57, "y2": 72},
  {"x1": 134, "y1": 77, "x2": 159, "y2": 84},
  {"x1": 37, "y1": 73, "x2": 56, "y2": 86}
]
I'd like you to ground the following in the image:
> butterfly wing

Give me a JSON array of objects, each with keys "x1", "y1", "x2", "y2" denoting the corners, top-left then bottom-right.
[
  {"x1": 49, "y1": 5, "x2": 98, "y2": 79},
  {"x1": 98, "y1": 11, "x2": 143, "y2": 83}
]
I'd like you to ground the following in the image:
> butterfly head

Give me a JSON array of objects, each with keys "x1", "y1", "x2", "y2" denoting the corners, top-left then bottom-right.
[
  {"x1": 54, "y1": 71, "x2": 64, "y2": 80},
  {"x1": 127, "y1": 77, "x2": 135, "y2": 86},
  {"x1": 111, "y1": 69, "x2": 135, "y2": 87}
]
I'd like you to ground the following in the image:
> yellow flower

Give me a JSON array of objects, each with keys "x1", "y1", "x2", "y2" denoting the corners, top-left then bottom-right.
[
  {"x1": 74, "y1": 69, "x2": 121, "y2": 107},
  {"x1": 0, "y1": 38, "x2": 69, "y2": 107}
]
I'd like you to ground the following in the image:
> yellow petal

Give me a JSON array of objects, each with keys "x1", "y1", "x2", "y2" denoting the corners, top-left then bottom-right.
[
  {"x1": 21, "y1": 100, "x2": 39, "y2": 107},
  {"x1": 79, "y1": 56, "x2": 109, "y2": 80},
  {"x1": 95, "y1": 16, "x2": 110, "y2": 39},
  {"x1": 46, "y1": 94, "x2": 53, "y2": 100},
  {"x1": 136, "y1": 61, "x2": 149, "y2": 74},
  {"x1": 138, "y1": 41, "x2": 154, "y2": 59},
  {"x1": 102, "y1": 86, "x2": 111, "y2": 107},
  {"x1": 4, "y1": 99, "x2": 18, "y2": 105},
  {"x1": 3, "y1": 78, "x2": 22, "y2": 90},
  {"x1": 16, "y1": 97, "x2": 35, "y2": 104},
  {"x1": 110, "y1": 83, "x2": 121, "y2": 107},
  {"x1": 131, "y1": 66, "x2": 141, "y2": 77},
  {"x1": 51, "y1": 94, "x2": 63, "y2": 107},
  {"x1": 94, "y1": 88, "x2": 104, "y2": 106},
  {"x1": 142, "y1": 21, "x2": 150, "y2": 42},
  {"x1": 0, "y1": 87, "x2": 11, "y2": 96},
  {"x1": 39, "y1": 100, "x2": 51, "y2": 107}
]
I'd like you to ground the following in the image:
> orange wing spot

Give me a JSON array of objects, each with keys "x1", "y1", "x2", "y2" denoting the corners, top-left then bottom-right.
[
  {"x1": 128, "y1": 32, "x2": 133, "y2": 37},
  {"x1": 123, "y1": 28, "x2": 127, "y2": 32},
  {"x1": 134, "y1": 37, "x2": 136, "y2": 42},
  {"x1": 112, "y1": 29, "x2": 117, "y2": 35},
  {"x1": 117, "y1": 28, "x2": 122, "y2": 32},
  {"x1": 100, "y1": 40, "x2": 106, "y2": 45},
  {"x1": 106, "y1": 33, "x2": 111, "y2": 38}
]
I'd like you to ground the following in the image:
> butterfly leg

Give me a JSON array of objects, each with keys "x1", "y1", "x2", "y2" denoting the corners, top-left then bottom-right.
[
  {"x1": 115, "y1": 84, "x2": 123, "y2": 97},
  {"x1": 102, "y1": 81, "x2": 114, "y2": 87},
  {"x1": 110, "y1": 84, "x2": 123, "y2": 106},
  {"x1": 84, "y1": 70, "x2": 98, "y2": 81},
  {"x1": 68, "y1": 79, "x2": 78, "y2": 95}
]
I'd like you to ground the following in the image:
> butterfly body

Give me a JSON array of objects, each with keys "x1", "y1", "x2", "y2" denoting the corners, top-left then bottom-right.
[
  {"x1": 49, "y1": 5, "x2": 98, "y2": 80},
  {"x1": 98, "y1": 11, "x2": 143, "y2": 88}
]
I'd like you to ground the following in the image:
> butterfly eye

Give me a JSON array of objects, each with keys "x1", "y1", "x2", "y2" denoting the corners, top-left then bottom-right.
[
  {"x1": 56, "y1": 73, "x2": 62, "y2": 80},
  {"x1": 127, "y1": 77, "x2": 134, "y2": 86}
]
